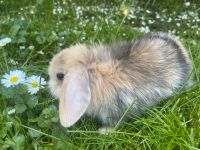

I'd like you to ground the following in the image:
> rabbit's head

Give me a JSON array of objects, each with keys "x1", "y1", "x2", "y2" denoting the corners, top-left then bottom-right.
[{"x1": 48, "y1": 44, "x2": 92, "y2": 128}]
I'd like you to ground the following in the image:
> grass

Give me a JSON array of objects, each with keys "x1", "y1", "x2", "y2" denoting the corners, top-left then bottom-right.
[{"x1": 0, "y1": 0, "x2": 200, "y2": 149}]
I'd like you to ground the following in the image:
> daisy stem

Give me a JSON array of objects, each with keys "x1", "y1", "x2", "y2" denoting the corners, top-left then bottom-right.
[
  {"x1": 3, "y1": 50, "x2": 9, "y2": 71},
  {"x1": 115, "y1": 15, "x2": 127, "y2": 39}
]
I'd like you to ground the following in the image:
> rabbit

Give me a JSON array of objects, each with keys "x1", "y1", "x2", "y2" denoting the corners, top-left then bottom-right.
[{"x1": 48, "y1": 32, "x2": 193, "y2": 134}]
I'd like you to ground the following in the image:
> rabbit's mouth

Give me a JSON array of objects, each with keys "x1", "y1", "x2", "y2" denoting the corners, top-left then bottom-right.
[{"x1": 48, "y1": 80, "x2": 60, "y2": 99}]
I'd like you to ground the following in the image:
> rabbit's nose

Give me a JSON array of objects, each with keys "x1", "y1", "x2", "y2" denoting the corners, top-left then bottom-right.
[{"x1": 57, "y1": 73, "x2": 64, "y2": 80}]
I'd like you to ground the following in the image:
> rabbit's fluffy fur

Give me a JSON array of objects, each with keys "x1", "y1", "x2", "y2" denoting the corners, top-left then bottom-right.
[{"x1": 48, "y1": 32, "x2": 192, "y2": 131}]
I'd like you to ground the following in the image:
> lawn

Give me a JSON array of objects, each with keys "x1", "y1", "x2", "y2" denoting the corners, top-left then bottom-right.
[{"x1": 0, "y1": 0, "x2": 200, "y2": 149}]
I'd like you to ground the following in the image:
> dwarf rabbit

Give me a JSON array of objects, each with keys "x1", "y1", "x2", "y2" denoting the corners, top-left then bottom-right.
[{"x1": 48, "y1": 32, "x2": 193, "y2": 133}]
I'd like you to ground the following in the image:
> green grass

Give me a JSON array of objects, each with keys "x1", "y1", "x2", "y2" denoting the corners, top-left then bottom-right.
[{"x1": 0, "y1": 0, "x2": 200, "y2": 149}]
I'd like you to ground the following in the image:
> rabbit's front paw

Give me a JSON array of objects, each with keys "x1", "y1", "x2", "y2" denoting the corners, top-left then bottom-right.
[{"x1": 98, "y1": 126, "x2": 113, "y2": 135}]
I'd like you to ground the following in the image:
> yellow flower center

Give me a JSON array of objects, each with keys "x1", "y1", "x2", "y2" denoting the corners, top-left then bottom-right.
[
  {"x1": 10, "y1": 76, "x2": 19, "y2": 83},
  {"x1": 31, "y1": 81, "x2": 39, "y2": 88}
]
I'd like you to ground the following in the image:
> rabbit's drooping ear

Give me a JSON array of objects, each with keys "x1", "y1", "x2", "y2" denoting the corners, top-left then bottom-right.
[{"x1": 59, "y1": 66, "x2": 91, "y2": 128}]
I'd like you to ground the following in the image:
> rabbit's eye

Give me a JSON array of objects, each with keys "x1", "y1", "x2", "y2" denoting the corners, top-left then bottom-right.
[{"x1": 56, "y1": 73, "x2": 64, "y2": 80}]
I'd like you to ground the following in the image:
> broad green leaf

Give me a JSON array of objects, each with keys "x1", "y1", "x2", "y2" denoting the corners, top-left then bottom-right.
[
  {"x1": 37, "y1": 117, "x2": 51, "y2": 128},
  {"x1": 28, "y1": 128, "x2": 41, "y2": 138},
  {"x1": 26, "y1": 97, "x2": 38, "y2": 109},
  {"x1": 48, "y1": 32, "x2": 58, "y2": 42},
  {"x1": 13, "y1": 134, "x2": 25, "y2": 150},
  {"x1": 15, "y1": 104, "x2": 27, "y2": 114},
  {"x1": 0, "y1": 128, "x2": 7, "y2": 138},
  {"x1": 4, "y1": 134, "x2": 25, "y2": 150},
  {"x1": 36, "y1": 0, "x2": 43, "y2": 5},
  {"x1": 9, "y1": 23, "x2": 21, "y2": 36},
  {"x1": 37, "y1": 106, "x2": 58, "y2": 128},
  {"x1": 36, "y1": 32, "x2": 47, "y2": 44}
]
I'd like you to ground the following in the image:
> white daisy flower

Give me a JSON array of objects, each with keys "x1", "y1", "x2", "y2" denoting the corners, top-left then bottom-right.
[
  {"x1": 1, "y1": 70, "x2": 26, "y2": 88},
  {"x1": 26, "y1": 75, "x2": 46, "y2": 94},
  {"x1": 19, "y1": 46, "x2": 25, "y2": 49},
  {"x1": 139, "y1": 26, "x2": 150, "y2": 33},
  {"x1": 184, "y1": 2, "x2": 190, "y2": 7},
  {"x1": 0, "y1": 37, "x2": 12, "y2": 47},
  {"x1": 8, "y1": 108, "x2": 16, "y2": 115},
  {"x1": 28, "y1": 45, "x2": 34, "y2": 50}
]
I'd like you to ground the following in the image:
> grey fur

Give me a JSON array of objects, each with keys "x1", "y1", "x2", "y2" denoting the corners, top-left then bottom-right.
[{"x1": 86, "y1": 32, "x2": 193, "y2": 127}]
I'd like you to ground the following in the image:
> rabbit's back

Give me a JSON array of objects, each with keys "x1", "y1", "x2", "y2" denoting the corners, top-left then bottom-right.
[{"x1": 87, "y1": 33, "x2": 192, "y2": 123}]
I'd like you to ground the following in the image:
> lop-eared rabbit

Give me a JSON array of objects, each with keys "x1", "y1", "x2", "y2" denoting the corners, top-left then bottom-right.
[{"x1": 48, "y1": 32, "x2": 193, "y2": 133}]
